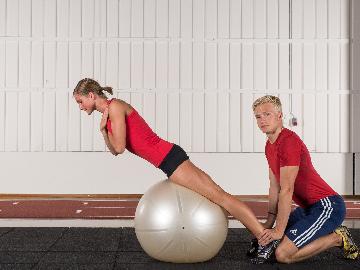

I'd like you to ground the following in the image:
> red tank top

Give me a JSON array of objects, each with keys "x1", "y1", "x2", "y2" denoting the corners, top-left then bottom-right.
[{"x1": 106, "y1": 99, "x2": 173, "y2": 167}]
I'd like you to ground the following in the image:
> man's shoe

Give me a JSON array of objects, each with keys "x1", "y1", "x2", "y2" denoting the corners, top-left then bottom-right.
[
  {"x1": 335, "y1": 225, "x2": 359, "y2": 260},
  {"x1": 246, "y1": 238, "x2": 258, "y2": 258},
  {"x1": 250, "y1": 239, "x2": 280, "y2": 264}
]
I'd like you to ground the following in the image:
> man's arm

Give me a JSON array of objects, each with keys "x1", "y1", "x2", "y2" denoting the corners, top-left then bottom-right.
[
  {"x1": 258, "y1": 165, "x2": 298, "y2": 246},
  {"x1": 263, "y1": 168, "x2": 280, "y2": 229},
  {"x1": 275, "y1": 165, "x2": 299, "y2": 234}
]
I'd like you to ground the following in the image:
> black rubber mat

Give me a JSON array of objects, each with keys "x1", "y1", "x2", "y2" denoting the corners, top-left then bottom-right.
[{"x1": 0, "y1": 227, "x2": 359, "y2": 269}]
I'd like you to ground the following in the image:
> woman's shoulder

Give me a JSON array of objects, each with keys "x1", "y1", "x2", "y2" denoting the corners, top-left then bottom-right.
[{"x1": 108, "y1": 98, "x2": 134, "y2": 116}]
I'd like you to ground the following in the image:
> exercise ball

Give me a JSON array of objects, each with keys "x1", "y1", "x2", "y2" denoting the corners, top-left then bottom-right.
[{"x1": 134, "y1": 179, "x2": 228, "y2": 263}]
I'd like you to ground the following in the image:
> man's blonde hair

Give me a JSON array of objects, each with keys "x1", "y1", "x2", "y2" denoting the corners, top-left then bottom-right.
[{"x1": 252, "y1": 95, "x2": 282, "y2": 112}]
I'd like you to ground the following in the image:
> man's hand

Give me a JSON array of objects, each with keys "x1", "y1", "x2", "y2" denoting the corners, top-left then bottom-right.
[{"x1": 258, "y1": 228, "x2": 283, "y2": 246}]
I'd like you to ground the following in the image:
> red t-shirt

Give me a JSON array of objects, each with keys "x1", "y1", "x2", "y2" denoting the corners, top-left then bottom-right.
[
  {"x1": 106, "y1": 100, "x2": 173, "y2": 167},
  {"x1": 265, "y1": 128, "x2": 337, "y2": 208}
]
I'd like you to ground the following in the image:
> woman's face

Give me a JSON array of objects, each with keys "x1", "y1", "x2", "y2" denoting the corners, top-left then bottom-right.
[{"x1": 74, "y1": 93, "x2": 96, "y2": 115}]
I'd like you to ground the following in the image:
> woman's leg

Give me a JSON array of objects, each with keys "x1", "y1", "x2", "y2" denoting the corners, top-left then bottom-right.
[{"x1": 169, "y1": 160, "x2": 264, "y2": 238}]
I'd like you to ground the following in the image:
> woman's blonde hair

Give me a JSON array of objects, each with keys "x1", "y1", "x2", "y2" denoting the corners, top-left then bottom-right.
[
  {"x1": 252, "y1": 95, "x2": 282, "y2": 112},
  {"x1": 73, "y1": 78, "x2": 113, "y2": 98}
]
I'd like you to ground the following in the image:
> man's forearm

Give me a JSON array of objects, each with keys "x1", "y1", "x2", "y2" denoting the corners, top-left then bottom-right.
[
  {"x1": 275, "y1": 190, "x2": 293, "y2": 233},
  {"x1": 263, "y1": 215, "x2": 276, "y2": 229},
  {"x1": 265, "y1": 182, "x2": 279, "y2": 228},
  {"x1": 264, "y1": 198, "x2": 278, "y2": 228}
]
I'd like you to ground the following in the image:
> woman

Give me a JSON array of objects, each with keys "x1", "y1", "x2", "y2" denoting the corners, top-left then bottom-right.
[{"x1": 73, "y1": 78, "x2": 265, "y2": 240}]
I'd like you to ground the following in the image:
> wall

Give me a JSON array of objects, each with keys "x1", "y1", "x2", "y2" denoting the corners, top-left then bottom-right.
[
  {"x1": 0, "y1": 0, "x2": 354, "y2": 195},
  {"x1": 0, "y1": 152, "x2": 353, "y2": 195},
  {"x1": 352, "y1": 0, "x2": 360, "y2": 192}
]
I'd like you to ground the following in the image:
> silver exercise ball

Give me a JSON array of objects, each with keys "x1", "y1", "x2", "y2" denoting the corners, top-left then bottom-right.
[{"x1": 134, "y1": 179, "x2": 228, "y2": 263}]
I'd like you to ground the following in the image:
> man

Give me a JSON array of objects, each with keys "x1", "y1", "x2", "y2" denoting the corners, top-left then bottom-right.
[{"x1": 250, "y1": 95, "x2": 358, "y2": 264}]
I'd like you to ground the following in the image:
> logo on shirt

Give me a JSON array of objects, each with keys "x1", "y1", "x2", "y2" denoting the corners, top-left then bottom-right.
[{"x1": 290, "y1": 229, "x2": 297, "y2": 236}]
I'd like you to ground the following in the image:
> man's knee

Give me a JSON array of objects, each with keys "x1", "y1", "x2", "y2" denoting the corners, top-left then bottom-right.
[
  {"x1": 275, "y1": 238, "x2": 298, "y2": 264},
  {"x1": 275, "y1": 247, "x2": 292, "y2": 264}
]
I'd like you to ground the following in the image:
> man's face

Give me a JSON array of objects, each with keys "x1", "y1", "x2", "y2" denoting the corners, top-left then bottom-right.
[{"x1": 254, "y1": 102, "x2": 283, "y2": 135}]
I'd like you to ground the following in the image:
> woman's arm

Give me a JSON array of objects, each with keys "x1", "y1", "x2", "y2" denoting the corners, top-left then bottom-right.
[
  {"x1": 100, "y1": 108, "x2": 118, "y2": 156},
  {"x1": 102, "y1": 130, "x2": 118, "y2": 155},
  {"x1": 107, "y1": 101, "x2": 127, "y2": 154},
  {"x1": 99, "y1": 101, "x2": 127, "y2": 155}
]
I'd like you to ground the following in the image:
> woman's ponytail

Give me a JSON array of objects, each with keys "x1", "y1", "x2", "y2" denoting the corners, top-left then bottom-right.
[{"x1": 102, "y1": 86, "x2": 113, "y2": 95}]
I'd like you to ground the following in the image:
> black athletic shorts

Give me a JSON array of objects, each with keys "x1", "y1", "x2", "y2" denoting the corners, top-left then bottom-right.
[{"x1": 158, "y1": 144, "x2": 189, "y2": 177}]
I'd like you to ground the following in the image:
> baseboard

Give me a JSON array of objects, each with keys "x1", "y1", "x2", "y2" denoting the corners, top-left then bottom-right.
[
  {"x1": 0, "y1": 196, "x2": 359, "y2": 219},
  {"x1": 1, "y1": 194, "x2": 360, "y2": 200}
]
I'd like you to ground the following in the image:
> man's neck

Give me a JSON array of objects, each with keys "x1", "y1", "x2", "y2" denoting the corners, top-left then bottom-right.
[{"x1": 267, "y1": 126, "x2": 284, "y2": 144}]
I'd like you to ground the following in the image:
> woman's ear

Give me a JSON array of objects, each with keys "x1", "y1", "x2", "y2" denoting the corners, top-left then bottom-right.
[{"x1": 88, "y1": 92, "x2": 95, "y2": 99}]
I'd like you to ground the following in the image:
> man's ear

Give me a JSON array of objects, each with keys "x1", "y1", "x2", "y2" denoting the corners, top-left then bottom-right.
[{"x1": 278, "y1": 111, "x2": 283, "y2": 120}]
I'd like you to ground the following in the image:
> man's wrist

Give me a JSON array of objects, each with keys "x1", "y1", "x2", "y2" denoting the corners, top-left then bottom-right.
[{"x1": 274, "y1": 226, "x2": 285, "y2": 235}]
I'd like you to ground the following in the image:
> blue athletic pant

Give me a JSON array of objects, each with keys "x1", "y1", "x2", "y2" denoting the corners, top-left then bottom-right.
[{"x1": 285, "y1": 195, "x2": 345, "y2": 248}]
